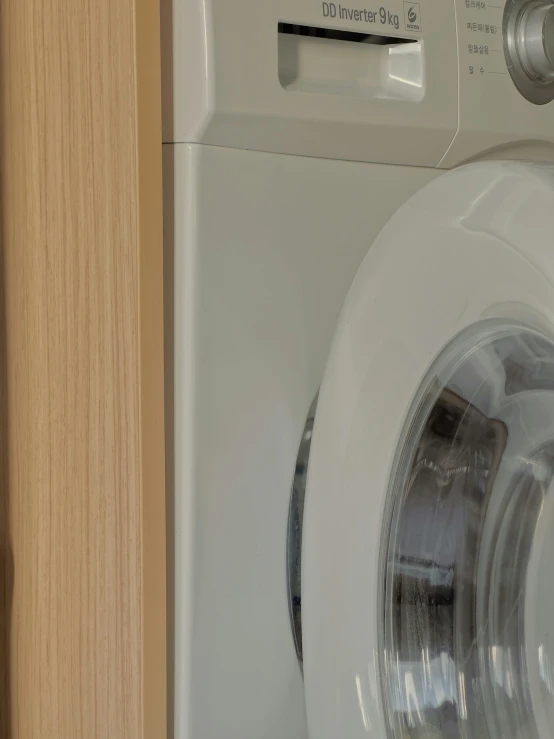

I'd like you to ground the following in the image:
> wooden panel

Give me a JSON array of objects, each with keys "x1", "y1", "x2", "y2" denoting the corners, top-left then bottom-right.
[{"x1": 0, "y1": 0, "x2": 166, "y2": 736}]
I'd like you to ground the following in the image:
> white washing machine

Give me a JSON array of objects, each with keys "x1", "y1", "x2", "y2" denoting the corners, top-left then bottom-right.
[{"x1": 162, "y1": 0, "x2": 554, "y2": 737}]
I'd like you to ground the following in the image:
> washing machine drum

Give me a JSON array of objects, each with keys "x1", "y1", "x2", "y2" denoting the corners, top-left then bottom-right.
[{"x1": 300, "y1": 161, "x2": 554, "y2": 739}]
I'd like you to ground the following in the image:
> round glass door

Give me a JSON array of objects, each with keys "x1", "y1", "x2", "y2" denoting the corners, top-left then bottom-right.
[{"x1": 381, "y1": 320, "x2": 554, "y2": 739}]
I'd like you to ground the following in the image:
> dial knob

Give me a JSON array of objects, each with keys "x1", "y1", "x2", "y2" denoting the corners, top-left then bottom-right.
[
  {"x1": 515, "y1": 1, "x2": 554, "y2": 81},
  {"x1": 504, "y1": 0, "x2": 554, "y2": 103}
]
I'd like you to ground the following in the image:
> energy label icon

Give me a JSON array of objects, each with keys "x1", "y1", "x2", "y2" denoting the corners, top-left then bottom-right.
[{"x1": 404, "y1": 1, "x2": 422, "y2": 30}]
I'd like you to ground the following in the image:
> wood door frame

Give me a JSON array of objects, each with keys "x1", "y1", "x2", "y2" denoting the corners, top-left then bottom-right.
[{"x1": 0, "y1": 0, "x2": 166, "y2": 735}]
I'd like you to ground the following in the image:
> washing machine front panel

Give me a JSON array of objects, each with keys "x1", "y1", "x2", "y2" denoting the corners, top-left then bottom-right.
[
  {"x1": 164, "y1": 0, "x2": 554, "y2": 166},
  {"x1": 167, "y1": 144, "x2": 439, "y2": 739},
  {"x1": 301, "y1": 160, "x2": 554, "y2": 739},
  {"x1": 163, "y1": 0, "x2": 458, "y2": 165}
]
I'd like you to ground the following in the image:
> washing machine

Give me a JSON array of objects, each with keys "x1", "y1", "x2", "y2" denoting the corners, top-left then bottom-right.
[{"x1": 162, "y1": 0, "x2": 554, "y2": 736}]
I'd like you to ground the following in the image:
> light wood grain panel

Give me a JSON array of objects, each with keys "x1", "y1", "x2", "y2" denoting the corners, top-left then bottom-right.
[
  {"x1": 136, "y1": 0, "x2": 168, "y2": 736},
  {"x1": 0, "y1": 0, "x2": 166, "y2": 736}
]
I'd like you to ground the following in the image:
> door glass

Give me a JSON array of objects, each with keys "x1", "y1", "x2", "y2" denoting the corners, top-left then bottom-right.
[{"x1": 381, "y1": 321, "x2": 554, "y2": 739}]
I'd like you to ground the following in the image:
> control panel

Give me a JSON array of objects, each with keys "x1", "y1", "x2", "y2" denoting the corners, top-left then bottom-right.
[
  {"x1": 440, "y1": 0, "x2": 554, "y2": 165},
  {"x1": 162, "y1": 0, "x2": 554, "y2": 167},
  {"x1": 505, "y1": 0, "x2": 554, "y2": 103}
]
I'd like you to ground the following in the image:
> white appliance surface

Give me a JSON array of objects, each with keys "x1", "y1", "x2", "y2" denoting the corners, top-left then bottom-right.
[
  {"x1": 301, "y1": 160, "x2": 554, "y2": 739},
  {"x1": 166, "y1": 143, "x2": 438, "y2": 738},
  {"x1": 164, "y1": 0, "x2": 554, "y2": 736},
  {"x1": 162, "y1": 0, "x2": 554, "y2": 165}
]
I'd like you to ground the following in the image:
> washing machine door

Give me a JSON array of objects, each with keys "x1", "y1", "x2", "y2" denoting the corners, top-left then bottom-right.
[{"x1": 301, "y1": 161, "x2": 554, "y2": 739}]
